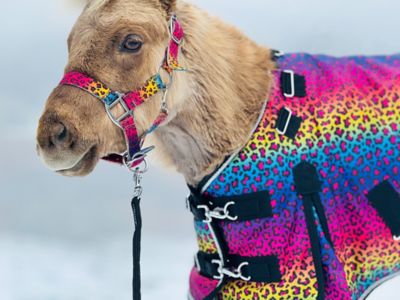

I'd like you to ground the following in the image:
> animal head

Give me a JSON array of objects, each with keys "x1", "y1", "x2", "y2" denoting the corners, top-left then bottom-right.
[{"x1": 36, "y1": 0, "x2": 184, "y2": 176}]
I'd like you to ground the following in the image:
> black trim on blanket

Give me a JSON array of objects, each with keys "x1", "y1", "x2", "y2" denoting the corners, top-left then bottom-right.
[{"x1": 367, "y1": 180, "x2": 400, "y2": 237}]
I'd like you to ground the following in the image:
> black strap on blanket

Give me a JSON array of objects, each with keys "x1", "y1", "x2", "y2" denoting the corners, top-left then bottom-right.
[
  {"x1": 293, "y1": 161, "x2": 333, "y2": 300},
  {"x1": 293, "y1": 162, "x2": 333, "y2": 246},
  {"x1": 280, "y1": 70, "x2": 307, "y2": 98},
  {"x1": 368, "y1": 180, "x2": 400, "y2": 237},
  {"x1": 275, "y1": 107, "x2": 302, "y2": 139},
  {"x1": 196, "y1": 252, "x2": 282, "y2": 283},
  {"x1": 188, "y1": 190, "x2": 272, "y2": 222},
  {"x1": 131, "y1": 196, "x2": 142, "y2": 300}
]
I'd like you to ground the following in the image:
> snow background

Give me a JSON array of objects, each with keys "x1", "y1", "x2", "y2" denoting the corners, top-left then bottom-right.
[{"x1": 0, "y1": 0, "x2": 399, "y2": 299}]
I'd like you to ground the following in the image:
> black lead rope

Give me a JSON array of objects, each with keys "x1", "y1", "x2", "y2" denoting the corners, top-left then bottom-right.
[
  {"x1": 131, "y1": 195, "x2": 142, "y2": 300},
  {"x1": 128, "y1": 163, "x2": 147, "y2": 300}
]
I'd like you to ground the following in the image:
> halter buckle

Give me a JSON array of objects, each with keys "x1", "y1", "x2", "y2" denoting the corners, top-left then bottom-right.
[
  {"x1": 211, "y1": 260, "x2": 251, "y2": 281},
  {"x1": 105, "y1": 92, "x2": 132, "y2": 129}
]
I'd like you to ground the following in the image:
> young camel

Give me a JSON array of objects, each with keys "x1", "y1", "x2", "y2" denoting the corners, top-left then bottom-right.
[{"x1": 36, "y1": 0, "x2": 400, "y2": 299}]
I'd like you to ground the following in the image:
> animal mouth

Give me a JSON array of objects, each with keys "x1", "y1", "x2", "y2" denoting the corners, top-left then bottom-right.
[{"x1": 56, "y1": 145, "x2": 99, "y2": 176}]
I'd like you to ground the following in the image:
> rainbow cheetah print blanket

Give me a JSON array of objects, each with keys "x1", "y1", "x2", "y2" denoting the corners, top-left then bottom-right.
[{"x1": 189, "y1": 53, "x2": 400, "y2": 300}]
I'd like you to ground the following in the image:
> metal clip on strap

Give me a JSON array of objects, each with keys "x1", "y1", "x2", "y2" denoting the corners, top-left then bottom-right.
[
  {"x1": 188, "y1": 190, "x2": 273, "y2": 223},
  {"x1": 124, "y1": 146, "x2": 155, "y2": 171},
  {"x1": 211, "y1": 260, "x2": 251, "y2": 281},
  {"x1": 197, "y1": 202, "x2": 238, "y2": 223},
  {"x1": 195, "y1": 252, "x2": 282, "y2": 283}
]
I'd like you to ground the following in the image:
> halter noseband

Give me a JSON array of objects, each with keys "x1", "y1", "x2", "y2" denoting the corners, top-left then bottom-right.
[{"x1": 59, "y1": 16, "x2": 185, "y2": 169}]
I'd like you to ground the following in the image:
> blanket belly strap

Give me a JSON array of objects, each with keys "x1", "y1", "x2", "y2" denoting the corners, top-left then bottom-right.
[
  {"x1": 196, "y1": 252, "x2": 282, "y2": 283},
  {"x1": 188, "y1": 190, "x2": 272, "y2": 222}
]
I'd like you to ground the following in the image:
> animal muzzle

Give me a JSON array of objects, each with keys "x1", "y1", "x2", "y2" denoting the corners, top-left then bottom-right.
[
  {"x1": 37, "y1": 110, "x2": 87, "y2": 172},
  {"x1": 36, "y1": 84, "x2": 104, "y2": 175}
]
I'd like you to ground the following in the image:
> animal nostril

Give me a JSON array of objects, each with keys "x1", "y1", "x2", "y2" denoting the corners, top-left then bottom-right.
[
  {"x1": 57, "y1": 124, "x2": 68, "y2": 141},
  {"x1": 50, "y1": 122, "x2": 71, "y2": 148}
]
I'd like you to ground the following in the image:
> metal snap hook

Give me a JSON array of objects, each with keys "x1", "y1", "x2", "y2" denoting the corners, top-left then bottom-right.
[
  {"x1": 197, "y1": 202, "x2": 238, "y2": 223},
  {"x1": 123, "y1": 147, "x2": 155, "y2": 173},
  {"x1": 211, "y1": 260, "x2": 251, "y2": 282}
]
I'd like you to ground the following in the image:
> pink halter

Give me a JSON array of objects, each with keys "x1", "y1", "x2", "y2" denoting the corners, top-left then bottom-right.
[{"x1": 59, "y1": 16, "x2": 185, "y2": 168}]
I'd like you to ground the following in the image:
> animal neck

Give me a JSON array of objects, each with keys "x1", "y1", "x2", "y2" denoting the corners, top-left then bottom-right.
[{"x1": 153, "y1": 3, "x2": 275, "y2": 187}]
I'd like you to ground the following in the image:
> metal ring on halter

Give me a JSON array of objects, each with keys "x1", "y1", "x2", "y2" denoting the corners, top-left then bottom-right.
[
  {"x1": 124, "y1": 156, "x2": 149, "y2": 173},
  {"x1": 123, "y1": 147, "x2": 155, "y2": 173}
]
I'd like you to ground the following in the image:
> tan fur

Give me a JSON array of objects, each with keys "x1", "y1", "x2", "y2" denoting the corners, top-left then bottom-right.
[{"x1": 37, "y1": 0, "x2": 275, "y2": 185}]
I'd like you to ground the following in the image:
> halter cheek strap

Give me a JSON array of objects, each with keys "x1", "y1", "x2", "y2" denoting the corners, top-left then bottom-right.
[{"x1": 59, "y1": 16, "x2": 185, "y2": 168}]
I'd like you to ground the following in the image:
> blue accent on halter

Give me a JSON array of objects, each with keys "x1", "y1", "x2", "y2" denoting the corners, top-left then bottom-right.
[
  {"x1": 154, "y1": 73, "x2": 167, "y2": 90},
  {"x1": 104, "y1": 92, "x2": 120, "y2": 106}
]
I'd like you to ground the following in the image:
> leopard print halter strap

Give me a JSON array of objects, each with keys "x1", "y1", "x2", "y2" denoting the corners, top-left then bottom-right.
[{"x1": 59, "y1": 15, "x2": 185, "y2": 168}]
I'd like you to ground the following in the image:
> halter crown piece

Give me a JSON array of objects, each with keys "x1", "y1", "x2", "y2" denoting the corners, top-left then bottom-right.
[{"x1": 59, "y1": 15, "x2": 185, "y2": 169}]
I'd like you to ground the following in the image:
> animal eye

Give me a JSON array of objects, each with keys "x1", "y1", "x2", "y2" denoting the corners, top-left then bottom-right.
[{"x1": 120, "y1": 34, "x2": 143, "y2": 53}]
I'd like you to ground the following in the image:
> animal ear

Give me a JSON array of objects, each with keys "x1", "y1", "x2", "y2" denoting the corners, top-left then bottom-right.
[{"x1": 158, "y1": 0, "x2": 176, "y2": 14}]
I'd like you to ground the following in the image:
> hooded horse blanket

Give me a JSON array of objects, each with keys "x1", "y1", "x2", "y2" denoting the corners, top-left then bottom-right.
[{"x1": 188, "y1": 53, "x2": 400, "y2": 300}]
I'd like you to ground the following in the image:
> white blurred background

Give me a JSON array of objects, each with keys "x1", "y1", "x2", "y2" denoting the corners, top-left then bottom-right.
[{"x1": 0, "y1": 0, "x2": 399, "y2": 299}]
